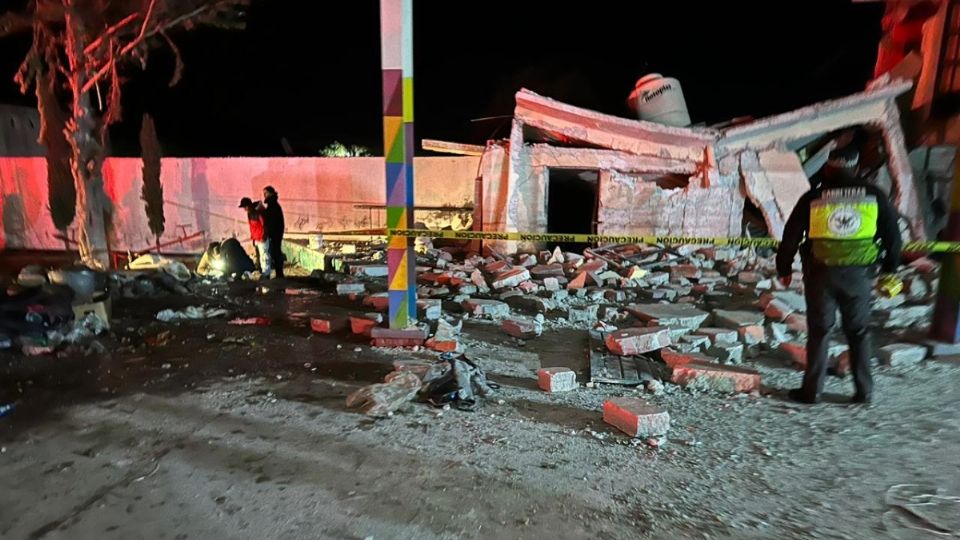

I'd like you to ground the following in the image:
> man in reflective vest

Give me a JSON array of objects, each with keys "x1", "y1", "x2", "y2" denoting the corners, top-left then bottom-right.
[{"x1": 776, "y1": 143, "x2": 902, "y2": 404}]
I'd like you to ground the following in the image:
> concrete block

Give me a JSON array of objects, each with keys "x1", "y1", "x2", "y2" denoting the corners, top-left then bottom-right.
[
  {"x1": 425, "y1": 337, "x2": 459, "y2": 353},
  {"x1": 537, "y1": 367, "x2": 578, "y2": 393},
  {"x1": 568, "y1": 304, "x2": 600, "y2": 324},
  {"x1": 518, "y1": 281, "x2": 539, "y2": 294},
  {"x1": 462, "y1": 299, "x2": 511, "y2": 318},
  {"x1": 416, "y1": 299, "x2": 442, "y2": 321},
  {"x1": 626, "y1": 303, "x2": 710, "y2": 329},
  {"x1": 605, "y1": 327, "x2": 672, "y2": 356},
  {"x1": 603, "y1": 397, "x2": 670, "y2": 438},
  {"x1": 661, "y1": 350, "x2": 761, "y2": 393},
  {"x1": 764, "y1": 299, "x2": 795, "y2": 322},
  {"x1": 543, "y1": 277, "x2": 560, "y2": 291},
  {"x1": 336, "y1": 283, "x2": 366, "y2": 296},
  {"x1": 877, "y1": 343, "x2": 927, "y2": 367},
  {"x1": 646, "y1": 272, "x2": 670, "y2": 287},
  {"x1": 713, "y1": 309, "x2": 766, "y2": 328}
]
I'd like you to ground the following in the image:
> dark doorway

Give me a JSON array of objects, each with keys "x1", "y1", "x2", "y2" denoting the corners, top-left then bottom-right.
[{"x1": 546, "y1": 169, "x2": 598, "y2": 252}]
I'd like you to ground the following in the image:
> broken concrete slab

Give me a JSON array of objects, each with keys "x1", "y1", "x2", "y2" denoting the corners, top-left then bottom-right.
[
  {"x1": 543, "y1": 277, "x2": 560, "y2": 291},
  {"x1": 882, "y1": 305, "x2": 934, "y2": 329},
  {"x1": 538, "y1": 367, "x2": 578, "y2": 393},
  {"x1": 646, "y1": 272, "x2": 670, "y2": 287},
  {"x1": 603, "y1": 397, "x2": 670, "y2": 438},
  {"x1": 679, "y1": 334, "x2": 710, "y2": 351},
  {"x1": 416, "y1": 299, "x2": 442, "y2": 321},
  {"x1": 738, "y1": 325, "x2": 766, "y2": 346},
  {"x1": 507, "y1": 295, "x2": 555, "y2": 314},
  {"x1": 462, "y1": 299, "x2": 511, "y2": 318},
  {"x1": 605, "y1": 327, "x2": 672, "y2": 356},
  {"x1": 764, "y1": 299, "x2": 796, "y2": 322},
  {"x1": 626, "y1": 303, "x2": 710, "y2": 329},
  {"x1": 760, "y1": 291, "x2": 806, "y2": 313},
  {"x1": 707, "y1": 343, "x2": 744, "y2": 364},
  {"x1": 713, "y1": 309, "x2": 766, "y2": 329},
  {"x1": 877, "y1": 344, "x2": 927, "y2": 367},
  {"x1": 348, "y1": 264, "x2": 389, "y2": 278},
  {"x1": 924, "y1": 340, "x2": 960, "y2": 358}
]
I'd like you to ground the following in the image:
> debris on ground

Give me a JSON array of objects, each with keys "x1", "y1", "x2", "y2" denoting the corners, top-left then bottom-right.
[
  {"x1": 156, "y1": 306, "x2": 229, "y2": 322},
  {"x1": 228, "y1": 317, "x2": 271, "y2": 326},
  {"x1": 346, "y1": 371, "x2": 422, "y2": 417}
]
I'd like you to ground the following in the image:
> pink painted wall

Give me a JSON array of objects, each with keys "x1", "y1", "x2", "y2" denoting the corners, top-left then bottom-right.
[{"x1": 0, "y1": 156, "x2": 478, "y2": 252}]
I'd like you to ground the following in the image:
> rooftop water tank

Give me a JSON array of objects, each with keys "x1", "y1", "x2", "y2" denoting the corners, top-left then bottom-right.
[{"x1": 627, "y1": 74, "x2": 691, "y2": 127}]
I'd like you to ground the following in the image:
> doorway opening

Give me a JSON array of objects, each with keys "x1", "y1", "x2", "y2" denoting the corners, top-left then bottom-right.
[{"x1": 546, "y1": 168, "x2": 598, "y2": 252}]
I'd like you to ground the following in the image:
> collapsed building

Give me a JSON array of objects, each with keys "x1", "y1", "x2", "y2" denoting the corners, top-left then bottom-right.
[{"x1": 429, "y1": 78, "x2": 925, "y2": 254}]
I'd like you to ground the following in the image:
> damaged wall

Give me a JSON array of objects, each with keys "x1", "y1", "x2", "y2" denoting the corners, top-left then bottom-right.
[{"x1": 0, "y1": 156, "x2": 479, "y2": 252}]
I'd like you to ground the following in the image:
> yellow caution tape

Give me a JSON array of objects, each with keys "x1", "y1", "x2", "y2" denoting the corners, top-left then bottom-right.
[{"x1": 383, "y1": 228, "x2": 960, "y2": 254}]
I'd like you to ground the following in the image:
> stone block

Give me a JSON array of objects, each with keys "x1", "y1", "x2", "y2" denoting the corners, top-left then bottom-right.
[
  {"x1": 537, "y1": 367, "x2": 578, "y2": 393},
  {"x1": 713, "y1": 309, "x2": 765, "y2": 328},
  {"x1": 603, "y1": 397, "x2": 670, "y2": 438},
  {"x1": 605, "y1": 327, "x2": 672, "y2": 356},
  {"x1": 877, "y1": 343, "x2": 927, "y2": 367},
  {"x1": 626, "y1": 303, "x2": 710, "y2": 329},
  {"x1": 543, "y1": 277, "x2": 560, "y2": 291}
]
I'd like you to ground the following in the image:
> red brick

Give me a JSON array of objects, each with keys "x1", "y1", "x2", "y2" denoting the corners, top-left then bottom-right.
[
  {"x1": 350, "y1": 317, "x2": 377, "y2": 336},
  {"x1": 537, "y1": 367, "x2": 577, "y2": 392},
  {"x1": 425, "y1": 338, "x2": 458, "y2": 353},
  {"x1": 483, "y1": 260, "x2": 509, "y2": 274},
  {"x1": 785, "y1": 313, "x2": 807, "y2": 334},
  {"x1": 566, "y1": 272, "x2": 587, "y2": 290},
  {"x1": 491, "y1": 267, "x2": 531, "y2": 289},
  {"x1": 668, "y1": 359, "x2": 761, "y2": 393},
  {"x1": 371, "y1": 327, "x2": 427, "y2": 342},
  {"x1": 517, "y1": 281, "x2": 539, "y2": 294},
  {"x1": 738, "y1": 325, "x2": 766, "y2": 346},
  {"x1": 603, "y1": 397, "x2": 670, "y2": 438},
  {"x1": 671, "y1": 264, "x2": 702, "y2": 280},
  {"x1": 362, "y1": 294, "x2": 389, "y2": 312},
  {"x1": 604, "y1": 327, "x2": 672, "y2": 356},
  {"x1": 371, "y1": 338, "x2": 423, "y2": 348},
  {"x1": 310, "y1": 318, "x2": 346, "y2": 334}
]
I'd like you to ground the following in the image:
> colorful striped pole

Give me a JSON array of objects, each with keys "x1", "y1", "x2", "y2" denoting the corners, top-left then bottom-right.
[
  {"x1": 381, "y1": 0, "x2": 417, "y2": 328},
  {"x1": 931, "y1": 163, "x2": 960, "y2": 344}
]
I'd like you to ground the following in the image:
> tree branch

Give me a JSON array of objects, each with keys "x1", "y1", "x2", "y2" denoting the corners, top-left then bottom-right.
[{"x1": 83, "y1": 12, "x2": 141, "y2": 56}]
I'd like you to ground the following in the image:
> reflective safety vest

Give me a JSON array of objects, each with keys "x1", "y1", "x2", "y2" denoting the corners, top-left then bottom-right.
[{"x1": 808, "y1": 189, "x2": 880, "y2": 266}]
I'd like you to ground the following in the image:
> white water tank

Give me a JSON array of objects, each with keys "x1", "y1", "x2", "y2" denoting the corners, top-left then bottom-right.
[{"x1": 627, "y1": 74, "x2": 691, "y2": 127}]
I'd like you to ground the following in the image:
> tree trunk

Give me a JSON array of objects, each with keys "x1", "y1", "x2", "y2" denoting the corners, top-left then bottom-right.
[{"x1": 64, "y1": 3, "x2": 110, "y2": 270}]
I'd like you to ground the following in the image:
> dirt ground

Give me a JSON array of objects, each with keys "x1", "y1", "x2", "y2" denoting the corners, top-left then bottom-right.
[{"x1": 2, "y1": 277, "x2": 959, "y2": 540}]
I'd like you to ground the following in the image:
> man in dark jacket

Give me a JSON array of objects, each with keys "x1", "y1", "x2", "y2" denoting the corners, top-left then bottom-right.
[
  {"x1": 776, "y1": 144, "x2": 902, "y2": 405},
  {"x1": 260, "y1": 185, "x2": 285, "y2": 279}
]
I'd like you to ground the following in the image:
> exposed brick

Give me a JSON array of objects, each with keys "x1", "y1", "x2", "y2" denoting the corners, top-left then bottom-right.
[
  {"x1": 603, "y1": 397, "x2": 670, "y2": 438},
  {"x1": 605, "y1": 327, "x2": 672, "y2": 356},
  {"x1": 425, "y1": 337, "x2": 459, "y2": 353},
  {"x1": 738, "y1": 271, "x2": 762, "y2": 284},
  {"x1": 623, "y1": 266, "x2": 647, "y2": 280},
  {"x1": 362, "y1": 293, "x2": 389, "y2": 312},
  {"x1": 350, "y1": 317, "x2": 377, "y2": 336},
  {"x1": 507, "y1": 295, "x2": 555, "y2": 314},
  {"x1": 371, "y1": 327, "x2": 427, "y2": 341},
  {"x1": 671, "y1": 265, "x2": 702, "y2": 280},
  {"x1": 627, "y1": 303, "x2": 710, "y2": 329},
  {"x1": 483, "y1": 260, "x2": 509, "y2": 274},
  {"x1": 785, "y1": 313, "x2": 808, "y2": 334},
  {"x1": 491, "y1": 267, "x2": 531, "y2": 289},
  {"x1": 502, "y1": 318, "x2": 543, "y2": 339},
  {"x1": 537, "y1": 367, "x2": 578, "y2": 393},
  {"x1": 738, "y1": 325, "x2": 766, "y2": 346},
  {"x1": 779, "y1": 341, "x2": 806, "y2": 368},
  {"x1": 371, "y1": 338, "x2": 424, "y2": 348},
  {"x1": 660, "y1": 348, "x2": 760, "y2": 393},
  {"x1": 310, "y1": 317, "x2": 346, "y2": 334},
  {"x1": 530, "y1": 264, "x2": 565, "y2": 279},
  {"x1": 567, "y1": 272, "x2": 588, "y2": 290}
]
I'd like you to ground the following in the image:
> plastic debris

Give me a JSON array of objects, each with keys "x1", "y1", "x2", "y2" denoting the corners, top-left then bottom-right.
[{"x1": 156, "y1": 306, "x2": 229, "y2": 322}]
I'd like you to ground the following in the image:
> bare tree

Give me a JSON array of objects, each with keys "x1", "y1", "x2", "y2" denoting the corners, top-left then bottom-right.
[
  {"x1": 2, "y1": 0, "x2": 246, "y2": 269},
  {"x1": 139, "y1": 112, "x2": 163, "y2": 251}
]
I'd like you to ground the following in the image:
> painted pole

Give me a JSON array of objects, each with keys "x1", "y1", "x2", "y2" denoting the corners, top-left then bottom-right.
[
  {"x1": 381, "y1": 0, "x2": 417, "y2": 328},
  {"x1": 931, "y1": 161, "x2": 960, "y2": 344}
]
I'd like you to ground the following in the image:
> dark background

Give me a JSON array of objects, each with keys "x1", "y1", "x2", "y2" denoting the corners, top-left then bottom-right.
[{"x1": 0, "y1": 1, "x2": 885, "y2": 157}]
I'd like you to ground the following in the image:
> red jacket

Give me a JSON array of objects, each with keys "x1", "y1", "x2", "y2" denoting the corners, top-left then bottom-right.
[{"x1": 247, "y1": 210, "x2": 265, "y2": 241}]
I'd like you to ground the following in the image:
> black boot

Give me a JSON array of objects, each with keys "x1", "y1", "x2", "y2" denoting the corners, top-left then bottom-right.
[{"x1": 788, "y1": 388, "x2": 820, "y2": 404}]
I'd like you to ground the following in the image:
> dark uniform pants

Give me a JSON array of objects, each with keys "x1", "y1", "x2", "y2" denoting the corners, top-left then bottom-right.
[{"x1": 801, "y1": 264, "x2": 875, "y2": 399}]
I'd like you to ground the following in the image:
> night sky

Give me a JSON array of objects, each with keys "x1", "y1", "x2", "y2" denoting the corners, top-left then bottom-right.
[{"x1": 0, "y1": 1, "x2": 885, "y2": 157}]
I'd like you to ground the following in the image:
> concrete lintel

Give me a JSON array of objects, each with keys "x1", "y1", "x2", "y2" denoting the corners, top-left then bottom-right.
[
  {"x1": 528, "y1": 145, "x2": 699, "y2": 175},
  {"x1": 718, "y1": 80, "x2": 913, "y2": 151},
  {"x1": 514, "y1": 89, "x2": 718, "y2": 161},
  {"x1": 422, "y1": 139, "x2": 487, "y2": 156}
]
